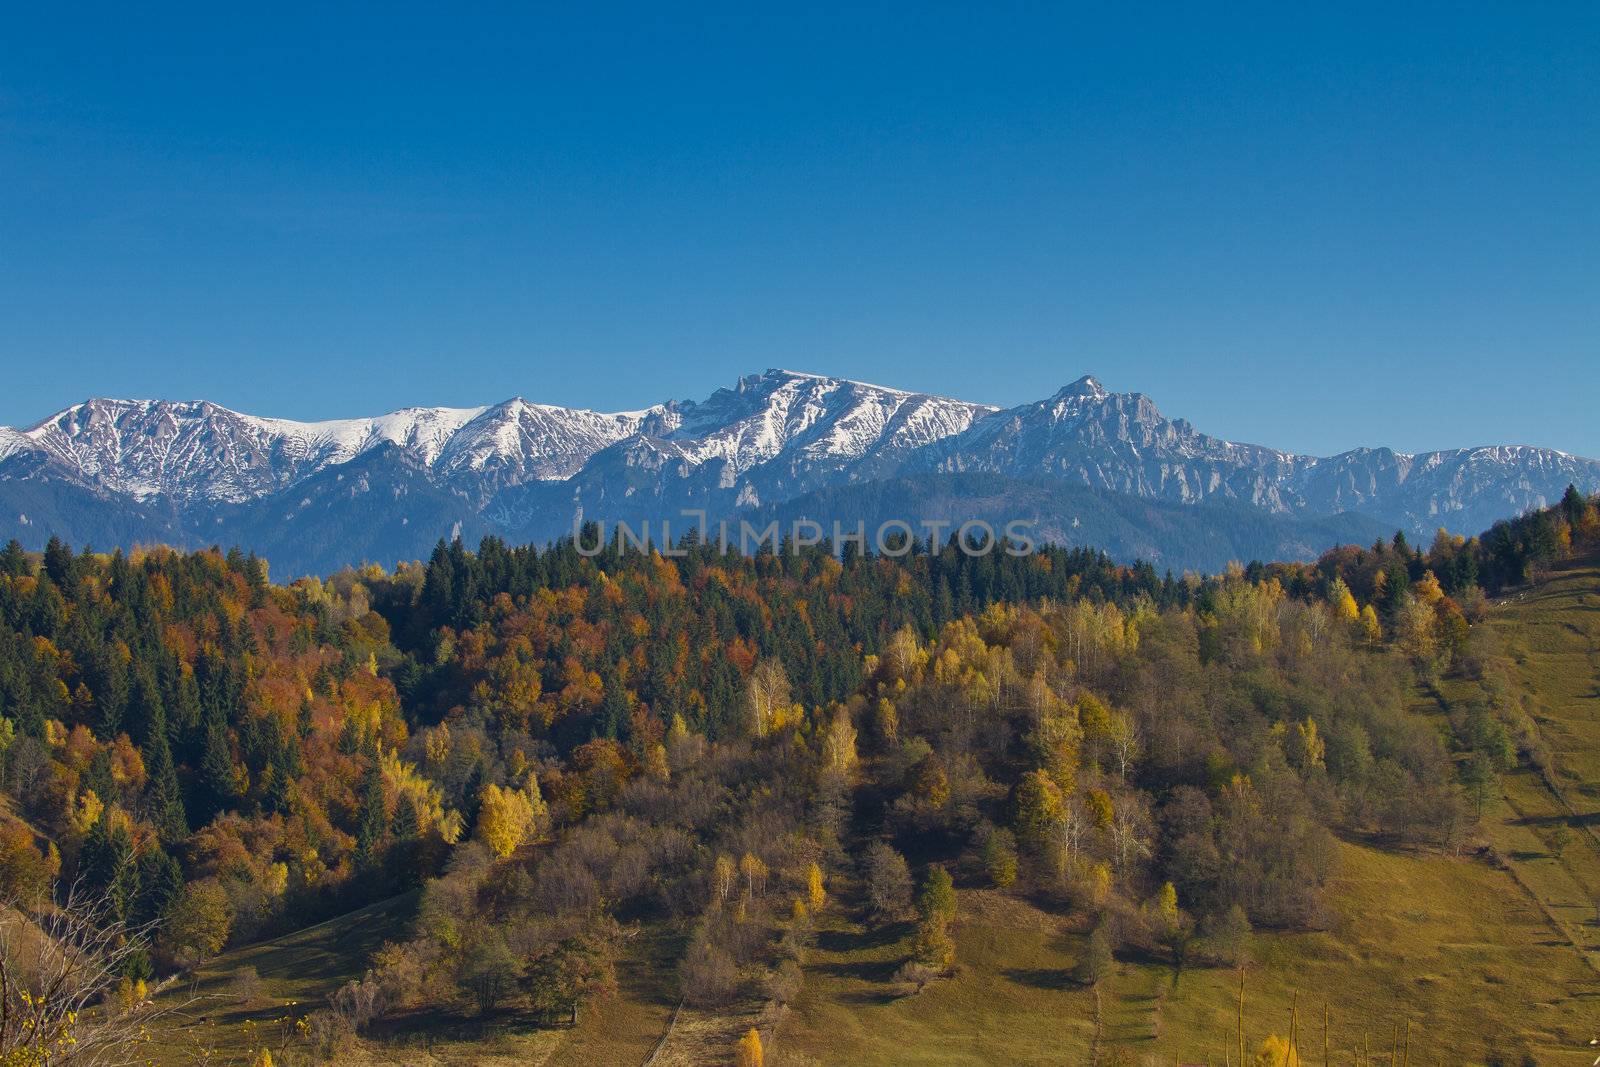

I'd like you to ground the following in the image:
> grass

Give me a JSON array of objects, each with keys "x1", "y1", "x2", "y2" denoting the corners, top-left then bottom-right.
[
  {"x1": 1417, "y1": 554, "x2": 1600, "y2": 972},
  {"x1": 771, "y1": 840, "x2": 1594, "y2": 1065}
]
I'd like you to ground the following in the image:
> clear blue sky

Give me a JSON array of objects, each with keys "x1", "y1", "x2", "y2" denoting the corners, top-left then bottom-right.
[{"x1": 2, "y1": 4, "x2": 1596, "y2": 457}]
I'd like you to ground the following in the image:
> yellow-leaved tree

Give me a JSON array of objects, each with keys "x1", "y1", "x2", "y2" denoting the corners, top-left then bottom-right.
[
  {"x1": 713, "y1": 854, "x2": 738, "y2": 906},
  {"x1": 746, "y1": 660, "x2": 792, "y2": 737},
  {"x1": 734, "y1": 1027, "x2": 764, "y2": 1067},
  {"x1": 475, "y1": 780, "x2": 546, "y2": 858},
  {"x1": 806, "y1": 861, "x2": 826, "y2": 911},
  {"x1": 1328, "y1": 577, "x2": 1360, "y2": 622},
  {"x1": 1359, "y1": 604, "x2": 1382, "y2": 645},
  {"x1": 821, "y1": 706, "x2": 858, "y2": 780}
]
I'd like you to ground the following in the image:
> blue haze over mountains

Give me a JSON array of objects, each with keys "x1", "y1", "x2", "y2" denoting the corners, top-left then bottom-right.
[{"x1": 1, "y1": 369, "x2": 1595, "y2": 577}]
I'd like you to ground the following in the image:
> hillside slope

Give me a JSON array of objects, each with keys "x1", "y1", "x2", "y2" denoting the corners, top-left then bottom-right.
[
  {"x1": 1420, "y1": 550, "x2": 1600, "y2": 973},
  {"x1": 118, "y1": 544, "x2": 1600, "y2": 1066},
  {"x1": 767, "y1": 840, "x2": 1589, "y2": 1066},
  {"x1": 767, "y1": 555, "x2": 1600, "y2": 1065}
]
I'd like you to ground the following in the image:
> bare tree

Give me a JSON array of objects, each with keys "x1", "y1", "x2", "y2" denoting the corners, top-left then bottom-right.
[
  {"x1": 745, "y1": 660, "x2": 791, "y2": 737},
  {"x1": 1058, "y1": 797, "x2": 1086, "y2": 870},
  {"x1": 0, "y1": 878, "x2": 205, "y2": 1066},
  {"x1": 1108, "y1": 802, "x2": 1152, "y2": 878}
]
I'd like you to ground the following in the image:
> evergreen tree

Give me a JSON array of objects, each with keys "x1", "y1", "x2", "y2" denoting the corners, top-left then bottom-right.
[
  {"x1": 80, "y1": 813, "x2": 138, "y2": 923},
  {"x1": 387, "y1": 795, "x2": 423, "y2": 888},
  {"x1": 194, "y1": 703, "x2": 238, "y2": 827},
  {"x1": 133, "y1": 845, "x2": 185, "y2": 928},
  {"x1": 42, "y1": 536, "x2": 75, "y2": 589},
  {"x1": 144, "y1": 729, "x2": 191, "y2": 842},
  {"x1": 264, "y1": 760, "x2": 293, "y2": 816},
  {"x1": 1562, "y1": 483, "x2": 1587, "y2": 526},
  {"x1": 135, "y1": 665, "x2": 176, "y2": 746},
  {"x1": 355, "y1": 759, "x2": 387, "y2": 872},
  {"x1": 0, "y1": 540, "x2": 28, "y2": 578}
]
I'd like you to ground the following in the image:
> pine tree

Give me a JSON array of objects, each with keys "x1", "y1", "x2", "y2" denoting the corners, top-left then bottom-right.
[
  {"x1": 144, "y1": 728, "x2": 191, "y2": 842},
  {"x1": 195, "y1": 703, "x2": 238, "y2": 827},
  {"x1": 170, "y1": 662, "x2": 203, "y2": 740},
  {"x1": 80, "y1": 813, "x2": 137, "y2": 923},
  {"x1": 263, "y1": 761, "x2": 293, "y2": 816},
  {"x1": 355, "y1": 760, "x2": 388, "y2": 871},
  {"x1": 133, "y1": 845, "x2": 185, "y2": 928},
  {"x1": 0, "y1": 540, "x2": 28, "y2": 578},
  {"x1": 43, "y1": 536, "x2": 75, "y2": 588},
  {"x1": 388, "y1": 796, "x2": 423, "y2": 888},
  {"x1": 1562, "y1": 483, "x2": 1587, "y2": 526}
]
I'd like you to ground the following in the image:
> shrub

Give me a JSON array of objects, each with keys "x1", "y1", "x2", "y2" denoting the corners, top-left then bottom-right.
[
  {"x1": 1075, "y1": 923, "x2": 1115, "y2": 986},
  {"x1": 982, "y1": 829, "x2": 1019, "y2": 889},
  {"x1": 231, "y1": 964, "x2": 263, "y2": 1006},
  {"x1": 861, "y1": 842, "x2": 912, "y2": 923},
  {"x1": 680, "y1": 938, "x2": 739, "y2": 1007}
]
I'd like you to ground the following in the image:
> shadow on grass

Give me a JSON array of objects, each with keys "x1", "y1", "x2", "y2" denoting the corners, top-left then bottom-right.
[
  {"x1": 815, "y1": 919, "x2": 911, "y2": 955},
  {"x1": 1000, "y1": 966, "x2": 1077, "y2": 991},
  {"x1": 364, "y1": 1004, "x2": 572, "y2": 1045},
  {"x1": 1511, "y1": 812, "x2": 1600, "y2": 829},
  {"x1": 815, "y1": 954, "x2": 903, "y2": 984},
  {"x1": 838, "y1": 985, "x2": 905, "y2": 1007}
]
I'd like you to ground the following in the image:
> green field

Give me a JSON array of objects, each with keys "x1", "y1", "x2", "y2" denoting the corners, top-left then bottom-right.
[
  {"x1": 769, "y1": 839, "x2": 1591, "y2": 1065},
  {"x1": 1428, "y1": 554, "x2": 1600, "y2": 974}
]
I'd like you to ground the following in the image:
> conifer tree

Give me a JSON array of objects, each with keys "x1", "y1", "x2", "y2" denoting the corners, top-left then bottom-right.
[
  {"x1": 195, "y1": 703, "x2": 238, "y2": 827},
  {"x1": 147, "y1": 736, "x2": 191, "y2": 842},
  {"x1": 355, "y1": 760, "x2": 388, "y2": 871},
  {"x1": 0, "y1": 540, "x2": 28, "y2": 578}
]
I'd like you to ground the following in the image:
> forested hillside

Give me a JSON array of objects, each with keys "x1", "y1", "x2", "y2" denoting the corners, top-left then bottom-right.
[{"x1": 0, "y1": 488, "x2": 1593, "y2": 1064}]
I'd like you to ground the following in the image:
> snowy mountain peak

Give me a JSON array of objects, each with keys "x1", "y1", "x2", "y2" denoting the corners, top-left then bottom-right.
[
  {"x1": 1054, "y1": 375, "x2": 1108, "y2": 401},
  {"x1": 433, "y1": 396, "x2": 662, "y2": 485},
  {"x1": 665, "y1": 369, "x2": 993, "y2": 475}
]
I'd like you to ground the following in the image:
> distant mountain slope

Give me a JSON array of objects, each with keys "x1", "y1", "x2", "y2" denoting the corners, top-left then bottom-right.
[
  {"x1": 2, "y1": 368, "x2": 1596, "y2": 574},
  {"x1": 923, "y1": 375, "x2": 1600, "y2": 535},
  {"x1": 737, "y1": 473, "x2": 1391, "y2": 574}
]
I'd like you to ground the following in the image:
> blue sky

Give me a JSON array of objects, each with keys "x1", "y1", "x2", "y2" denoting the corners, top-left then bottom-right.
[{"x1": 2, "y1": 4, "x2": 1596, "y2": 456}]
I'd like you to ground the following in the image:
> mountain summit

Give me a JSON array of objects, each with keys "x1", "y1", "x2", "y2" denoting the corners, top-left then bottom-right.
[{"x1": 2, "y1": 370, "x2": 1596, "y2": 575}]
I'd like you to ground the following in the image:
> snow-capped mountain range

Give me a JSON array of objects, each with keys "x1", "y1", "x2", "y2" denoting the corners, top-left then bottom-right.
[{"x1": 2, "y1": 369, "x2": 1596, "y2": 575}]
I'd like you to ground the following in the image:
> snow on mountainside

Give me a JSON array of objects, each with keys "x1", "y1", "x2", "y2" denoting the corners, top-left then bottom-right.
[
  {"x1": 489, "y1": 370, "x2": 996, "y2": 524},
  {"x1": 6, "y1": 396, "x2": 653, "y2": 504},
  {"x1": 432, "y1": 398, "x2": 664, "y2": 490},
  {"x1": 665, "y1": 369, "x2": 992, "y2": 467},
  {"x1": 13, "y1": 399, "x2": 489, "y2": 503},
  {"x1": 919, "y1": 375, "x2": 1600, "y2": 536},
  {"x1": 656, "y1": 369, "x2": 995, "y2": 490},
  {"x1": 0, "y1": 429, "x2": 26, "y2": 463},
  {"x1": 2, "y1": 369, "x2": 1598, "y2": 575}
]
